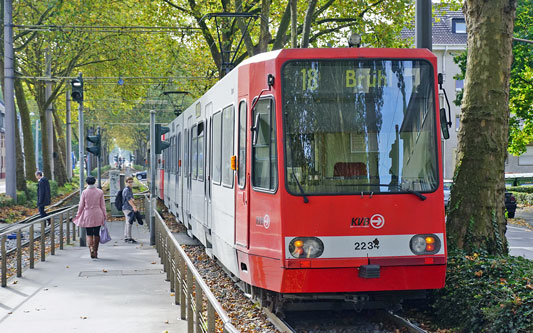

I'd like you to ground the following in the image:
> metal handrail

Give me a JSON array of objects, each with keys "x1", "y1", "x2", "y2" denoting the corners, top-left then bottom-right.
[
  {"x1": 1, "y1": 205, "x2": 79, "y2": 287},
  {"x1": 153, "y1": 209, "x2": 238, "y2": 333}
]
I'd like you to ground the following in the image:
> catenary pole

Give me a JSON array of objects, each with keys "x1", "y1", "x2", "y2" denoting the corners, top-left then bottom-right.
[
  {"x1": 4, "y1": 0, "x2": 16, "y2": 201},
  {"x1": 77, "y1": 73, "x2": 86, "y2": 247},
  {"x1": 66, "y1": 88, "x2": 72, "y2": 180},
  {"x1": 150, "y1": 110, "x2": 156, "y2": 245},
  {"x1": 416, "y1": 0, "x2": 432, "y2": 50}
]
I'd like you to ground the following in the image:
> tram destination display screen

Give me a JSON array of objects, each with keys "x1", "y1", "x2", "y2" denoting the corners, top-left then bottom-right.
[{"x1": 281, "y1": 59, "x2": 438, "y2": 196}]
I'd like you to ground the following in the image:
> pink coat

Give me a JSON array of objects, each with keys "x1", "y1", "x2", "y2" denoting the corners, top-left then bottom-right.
[{"x1": 73, "y1": 186, "x2": 107, "y2": 228}]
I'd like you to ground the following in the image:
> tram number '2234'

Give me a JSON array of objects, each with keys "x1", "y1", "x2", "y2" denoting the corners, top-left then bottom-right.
[{"x1": 355, "y1": 238, "x2": 381, "y2": 251}]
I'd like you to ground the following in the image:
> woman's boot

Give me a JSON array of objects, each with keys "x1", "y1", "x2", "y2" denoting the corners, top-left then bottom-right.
[
  {"x1": 87, "y1": 236, "x2": 95, "y2": 258},
  {"x1": 93, "y1": 235, "x2": 100, "y2": 259}
]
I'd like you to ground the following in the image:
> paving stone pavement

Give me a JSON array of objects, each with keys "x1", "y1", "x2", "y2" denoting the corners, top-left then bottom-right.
[{"x1": 0, "y1": 220, "x2": 187, "y2": 333}]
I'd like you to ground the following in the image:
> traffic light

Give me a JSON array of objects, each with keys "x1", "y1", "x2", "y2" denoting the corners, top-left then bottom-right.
[
  {"x1": 86, "y1": 133, "x2": 101, "y2": 156},
  {"x1": 114, "y1": 155, "x2": 119, "y2": 162},
  {"x1": 155, "y1": 124, "x2": 170, "y2": 154},
  {"x1": 71, "y1": 75, "x2": 83, "y2": 103},
  {"x1": 130, "y1": 155, "x2": 134, "y2": 162}
]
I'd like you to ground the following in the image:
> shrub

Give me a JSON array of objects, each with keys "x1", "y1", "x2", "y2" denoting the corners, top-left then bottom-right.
[
  {"x1": 430, "y1": 250, "x2": 533, "y2": 332},
  {"x1": 510, "y1": 191, "x2": 533, "y2": 205},
  {"x1": 49, "y1": 180, "x2": 58, "y2": 197},
  {"x1": 16, "y1": 190, "x2": 27, "y2": 205},
  {"x1": 508, "y1": 185, "x2": 533, "y2": 194},
  {"x1": 26, "y1": 181, "x2": 37, "y2": 203},
  {"x1": 0, "y1": 193, "x2": 14, "y2": 207}
]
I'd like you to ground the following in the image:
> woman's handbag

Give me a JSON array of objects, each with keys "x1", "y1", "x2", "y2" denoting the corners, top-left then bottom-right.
[{"x1": 99, "y1": 222, "x2": 112, "y2": 244}]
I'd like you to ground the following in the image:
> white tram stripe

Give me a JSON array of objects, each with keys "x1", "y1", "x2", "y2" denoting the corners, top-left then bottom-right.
[{"x1": 285, "y1": 234, "x2": 445, "y2": 259}]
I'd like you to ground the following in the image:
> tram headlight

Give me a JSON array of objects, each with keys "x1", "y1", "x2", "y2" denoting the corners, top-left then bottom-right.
[
  {"x1": 409, "y1": 234, "x2": 441, "y2": 255},
  {"x1": 289, "y1": 237, "x2": 324, "y2": 258}
]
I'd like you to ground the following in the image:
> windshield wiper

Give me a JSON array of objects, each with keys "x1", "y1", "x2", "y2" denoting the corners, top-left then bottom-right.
[
  {"x1": 338, "y1": 183, "x2": 427, "y2": 201},
  {"x1": 292, "y1": 173, "x2": 309, "y2": 203},
  {"x1": 400, "y1": 188, "x2": 427, "y2": 201}
]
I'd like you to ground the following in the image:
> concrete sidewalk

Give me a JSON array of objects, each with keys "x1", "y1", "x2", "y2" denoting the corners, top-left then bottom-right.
[{"x1": 0, "y1": 220, "x2": 186, "y2": 333}]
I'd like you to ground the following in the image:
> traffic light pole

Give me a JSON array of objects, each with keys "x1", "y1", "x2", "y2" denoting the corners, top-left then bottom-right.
[
  {"x1": 97, "y1": 126, "x2": 101, "y2": 189},
  {"x1": 78, "y1": 90, "x2": 86, "y2": 247},
  {"x1": 149, "y1": 110, "x2": 156, "y2": 246}
]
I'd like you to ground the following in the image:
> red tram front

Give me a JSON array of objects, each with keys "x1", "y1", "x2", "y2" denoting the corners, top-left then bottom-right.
[{"x1": 235, "y1": 48, "x2": 446, "y2": 297}]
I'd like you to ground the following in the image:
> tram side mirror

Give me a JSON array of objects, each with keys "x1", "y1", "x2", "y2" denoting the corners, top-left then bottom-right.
[
  {"x1": 440, "y1": 108, "x2": 450, "y2": 140},
  {"x1": 252, "y1": 113, "x2": 261, "y2": 145},
  {"x1": 438, "y1": 73, "x2": 444, "y2": 85}
]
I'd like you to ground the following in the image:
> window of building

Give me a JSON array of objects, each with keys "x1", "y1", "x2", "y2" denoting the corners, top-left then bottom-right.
[
  {"x1": 222, "y1": 105, "x2": 235, "y2": 187},
  {"x1": 453, "y1": 19, "x2": 466, "y2": 33},
  {"x1": 518, "y1": 146, "x2": 533, "y2": 165},
  {"x1": 455, "y1": 79, "x2": 464, "y2": 90},
  {"x1": 252, "y1": 98, "x2": 277, "y2": 191},
  {"x1": 212, "y1": 112, "x2": 222, "y2": 184},
  {"x1": 456, "y1": 115, "x2": 460, "y2": 131}
]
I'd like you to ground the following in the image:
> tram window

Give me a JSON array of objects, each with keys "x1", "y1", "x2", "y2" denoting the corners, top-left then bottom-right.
[
  {"x1": 212, "y1": 112, "x2": 222, "y2": 185},
  {"x1": 198, "y1": 122, "x2": 204, "y2": 181},
  {"x1": 238, "y1": 101, "x2": 247, "y2": 188},
  {"x1": 222, "y1": 105, "x2": 235, "y2": 188},
  {"x1": 177, "y1": 133, "x2": 181, "y2": 176},
  {"x1": 192, "y1": 125, "x2": 198, "y2": 180},
  {"x1": 252, "y1": 98, "x2": 277, "y2": 191}
]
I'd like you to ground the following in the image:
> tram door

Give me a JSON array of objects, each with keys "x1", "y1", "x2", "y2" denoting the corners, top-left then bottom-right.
[{"x1": 235, "y1": 99, "x2": 249, "y2": 248}]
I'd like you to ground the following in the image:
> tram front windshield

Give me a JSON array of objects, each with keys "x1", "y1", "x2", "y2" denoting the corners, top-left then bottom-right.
[{"x1": 282, "y1": 59, "x2": 438, "y2": 195}]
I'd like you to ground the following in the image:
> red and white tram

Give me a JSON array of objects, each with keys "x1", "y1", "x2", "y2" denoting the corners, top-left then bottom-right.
[{"x1": 157, "y1": 47, "x2": 447, "y2": 307}]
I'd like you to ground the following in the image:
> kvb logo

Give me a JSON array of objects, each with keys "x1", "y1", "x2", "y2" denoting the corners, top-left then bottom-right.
[{"x1": 370, "y1": 214, "x2": 385, "y2": 229}]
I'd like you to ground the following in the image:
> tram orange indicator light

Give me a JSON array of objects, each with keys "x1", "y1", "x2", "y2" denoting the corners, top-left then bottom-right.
[
  {"x1": 425, "y1": 237, "x2": 435, "y2": 244},
  {"x1": 294, "y1": 240, "x2": 304, "y2": 248},
  {"x1": 231, "y1": 155, "x2": 237, "y2": 170}
]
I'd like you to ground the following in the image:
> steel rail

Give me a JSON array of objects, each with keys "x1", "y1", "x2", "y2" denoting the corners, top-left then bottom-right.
[{"x1": 0, "y1": 189, "x2": 79, "y2": 235}]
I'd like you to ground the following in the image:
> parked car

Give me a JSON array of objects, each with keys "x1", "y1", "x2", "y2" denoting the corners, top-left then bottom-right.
[
  {"x1": 443, "y1": 179, "x2": 452, "y2": 208},
  {"x1": 135, "y1": 170, "x2": 147, "y2": 180},
  {"x1": 444, "y1": 182, "x2": 515, "y2": 218},
  {"x1": 505, "y1": 192, "x2": 517, "y2": 218}
]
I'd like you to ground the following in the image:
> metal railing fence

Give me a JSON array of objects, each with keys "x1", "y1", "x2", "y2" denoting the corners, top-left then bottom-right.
[
  {"x1": 153, "y1": 208, "x2": 238, "y2": 333},
  {"x1": 1, "y1": 205, "x2": 79, "y2": 287}
]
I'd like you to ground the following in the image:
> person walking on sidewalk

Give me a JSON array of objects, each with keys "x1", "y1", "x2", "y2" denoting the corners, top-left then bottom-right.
[
  {"x1": 35, "y1": 171, "x2": 51, "y2": 224},
  {"x1": 122, "y1": 176, "x2": 138, "y2": 243},
  {"x1": 73, "y1": 176, "x2": 106, "y2": 259}
]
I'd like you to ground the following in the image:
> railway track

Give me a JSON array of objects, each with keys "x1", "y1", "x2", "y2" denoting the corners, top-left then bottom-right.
[
  {"x1": 0, "y1": 189, "x2": 80, "y2": 235},
  {"x1": 264, "y1": 307, "x2": 427, "y2": 332}
]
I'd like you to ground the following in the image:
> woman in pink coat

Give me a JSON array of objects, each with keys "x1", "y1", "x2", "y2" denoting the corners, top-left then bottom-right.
[{"x1": 73, "y1": 176, "x2": 107, "y2": 259}]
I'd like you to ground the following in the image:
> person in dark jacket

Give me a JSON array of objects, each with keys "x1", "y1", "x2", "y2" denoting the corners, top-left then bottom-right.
[{"x1": 35, "y1": 171, "x2": 51, "y2": 223}]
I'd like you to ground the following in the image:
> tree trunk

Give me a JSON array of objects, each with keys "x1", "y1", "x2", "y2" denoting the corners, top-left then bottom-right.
[
  {"x1": 15, "y1": 114, "x2": 27, "y2": 192},
  {"x1": 15, "y1": 77, "x2": 37, "y2": 181},
  {"x1": 39, "y1": 103, "x2": 52, "y2": 179},
  {"x1": 447, "y1": 0, "x2": 516, "y2": 255},
  {"x1": 290, "y1": 0, "x2": 298, "y2": 48},
  {"x1": 53, "y1": 107, "x2": 68, "y2": 185},
  {"x1": 257, "y1": 0, "x2": 272, "y2": 53},
  {"x1": 53, "y1": 128, "x2": 67, "y2": 186},
  {"x1": 300, "y1": 0, "x2": 318, "y2": 48}
]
